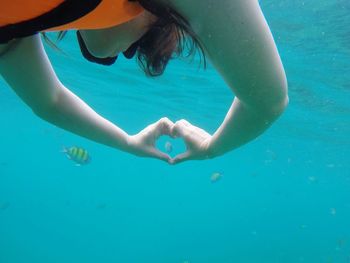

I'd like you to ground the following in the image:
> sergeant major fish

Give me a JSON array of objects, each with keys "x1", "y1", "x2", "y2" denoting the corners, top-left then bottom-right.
[{"x1": 63, "y1": 146, "x2": 91, "y2": 166}]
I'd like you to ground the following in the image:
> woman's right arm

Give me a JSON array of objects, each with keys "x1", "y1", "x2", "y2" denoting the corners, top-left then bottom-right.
[
  {"x1": 0, "y1": 35, "x2": 172, "y2": 161},
  {"x1": 168, "y1": 0, "x2": 288, "y2": 164}
]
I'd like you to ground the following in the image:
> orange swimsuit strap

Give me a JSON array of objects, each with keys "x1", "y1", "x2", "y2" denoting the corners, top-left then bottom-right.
[{"x1": 0, "y1": 0, "x2": 143, "y2": 43}]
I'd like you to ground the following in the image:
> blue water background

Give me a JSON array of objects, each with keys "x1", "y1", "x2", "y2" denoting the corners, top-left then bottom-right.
[{"x1": 0, "y1": 0, "x2": 349, "y2": 262}]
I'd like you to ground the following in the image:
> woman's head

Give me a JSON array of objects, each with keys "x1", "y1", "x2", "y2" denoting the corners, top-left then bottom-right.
[
  {"x1": 130, "y1": 0, "x2": 205, "y2": 76},
  {"x1": 78, "y1": 11, "x2": 156, "y2": 61},
  {"x1": 53, "y1": 0, "x2": 205, "y2": 76}
]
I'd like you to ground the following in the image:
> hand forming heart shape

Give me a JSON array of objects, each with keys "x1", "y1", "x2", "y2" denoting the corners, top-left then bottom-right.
[{"x1": 127, "y1": 117, "x2": 212, "y2": 164}]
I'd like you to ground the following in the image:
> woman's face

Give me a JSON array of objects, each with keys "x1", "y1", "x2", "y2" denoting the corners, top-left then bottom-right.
[{"x1": 79, "y1": 11, "x2": 156, "y2": 58}]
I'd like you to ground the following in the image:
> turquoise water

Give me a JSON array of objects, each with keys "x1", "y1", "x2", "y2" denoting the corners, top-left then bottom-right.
[{"x1": 0, "y1": 0, "x2": 349, "y2": 262}]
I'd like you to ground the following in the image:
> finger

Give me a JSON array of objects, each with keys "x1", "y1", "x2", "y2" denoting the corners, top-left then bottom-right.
[
  {"x1": 148, "y1": 147, "x2": 171, "y2": 162},
  {"x1": 171, "y1": 120, "x2": 190, "y2": 139},
  {"x1": 173, "y1": 119, "x2": 191, "y2": 133},
  {"x1": 169, "y1": 151, "x2": 191, "y2": 165},
  {"x1": 179, "y1": 120, "x2": 209, "y2": 137},
  {"x1": 154, "y1": 117, "x2": 174, "y2": 138},
  {"x1": 140, "y1": 118, "x2": 173, "y2": 142},
  {"x1": 177, "y1": 119, "x2": 191, "y2": 127}
]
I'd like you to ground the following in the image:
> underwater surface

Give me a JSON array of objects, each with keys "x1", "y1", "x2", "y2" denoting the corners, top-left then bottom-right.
[{"x1": 0, "y1": 0, "x2": 349, "y2": 262}]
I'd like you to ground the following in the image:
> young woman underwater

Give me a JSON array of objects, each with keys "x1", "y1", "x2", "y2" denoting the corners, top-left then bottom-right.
[{"x1": 0, "y1": 0, "x2": 288, "y2": 164}]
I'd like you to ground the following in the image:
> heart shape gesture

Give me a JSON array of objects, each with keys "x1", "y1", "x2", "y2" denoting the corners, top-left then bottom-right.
[
  {"x1": 127, "y1": 117, "x2": 212, "y2": 164},
  {"x1": 169, "y1": 119, "x2": 212, "y2": 164}
]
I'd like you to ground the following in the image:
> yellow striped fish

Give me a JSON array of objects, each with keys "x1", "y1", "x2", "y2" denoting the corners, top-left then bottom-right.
[{"x1": 63, "y1": 146, "x2": 91, "y2": 165}]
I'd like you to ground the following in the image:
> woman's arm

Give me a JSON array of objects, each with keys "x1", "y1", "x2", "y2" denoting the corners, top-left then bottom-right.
[
  {"x1": 0, "y1": 35, "x2": 172, "y2": 161},
  {"x1": 169, "y1": 0, "x2": 288, "y2": 163}
]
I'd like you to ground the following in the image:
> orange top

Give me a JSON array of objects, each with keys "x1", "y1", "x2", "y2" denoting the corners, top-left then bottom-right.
[
  {"x1": 0, "y1": 0, "x2": 143, "y2": 30},
  {"x1": 0, "y1": 1, "x2": 65, "y2": 26},
  {"x1": 48, "y1": 0, "x2": 144, "y2": 31}
]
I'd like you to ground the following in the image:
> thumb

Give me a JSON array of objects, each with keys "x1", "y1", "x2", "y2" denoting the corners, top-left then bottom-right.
[
  {"x1": 169, "y1": 151, "x2": 191, "y2": 165},
  {"x1": 148, "y1": 147, "x2": 171, "y2": 163}
]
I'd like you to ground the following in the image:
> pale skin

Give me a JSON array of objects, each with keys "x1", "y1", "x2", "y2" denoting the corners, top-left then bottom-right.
[{"x1": 0, "y1": 0, "x2": 288, "y2": 164}]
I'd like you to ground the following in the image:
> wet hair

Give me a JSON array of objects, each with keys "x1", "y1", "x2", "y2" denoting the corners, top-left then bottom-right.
[
  {"x1": 42, "y1": 31, "x2": 67, "y2": 51},
  {"x1": 42, "y1": 0, "x2": 206, "y2": 76},
  {"x1": 129, "y1": 0, "x2": 206, "y2": 76}
]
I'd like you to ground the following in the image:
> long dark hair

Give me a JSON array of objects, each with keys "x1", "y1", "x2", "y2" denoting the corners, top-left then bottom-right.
[
  {"x1": 129, "y1": 0, "x2": 206, "y2": 76},
  {"x1": 43, "y1": 0, "x2": 206, "y2": 76}
]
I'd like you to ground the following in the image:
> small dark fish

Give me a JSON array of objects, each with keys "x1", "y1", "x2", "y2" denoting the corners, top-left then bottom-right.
[
  {"x1": 337, "y1": 239, "x2": 346, "y2": 248},
  {"x1": 63, "y1": 146, "x2": 91, "y2": 165},
  {"x1": 0, "y1": 202, "x2": 10, "y2": 210},
  {"x1": 0, "y1": 161, "x2": 8, "y2": 166},
  {"x1": 96, "y1": 203, "x2": 107, "y2": 210}
]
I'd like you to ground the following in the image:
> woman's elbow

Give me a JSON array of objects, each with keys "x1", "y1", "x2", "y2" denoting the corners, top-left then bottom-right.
[
  {"x1": 251, "y1": 84, "x2": 289, "y2": 121},
  {"x1": 32, "y1": 103, "x2": 56, "y2": 122},
  {"x1": 30, "y1": 95, "x2": 59, "y2": 122},
  {"x1": 263, "y1": 77, "x2": 289, "y2": 118},
  {"x1": 269, "y1": 94, "x2": 289, "y2": 118}
]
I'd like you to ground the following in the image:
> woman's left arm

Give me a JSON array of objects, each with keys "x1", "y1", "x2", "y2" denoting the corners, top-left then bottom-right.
[{"x1": 171, "y1": 0, "x2": 288, "y2": 163}]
